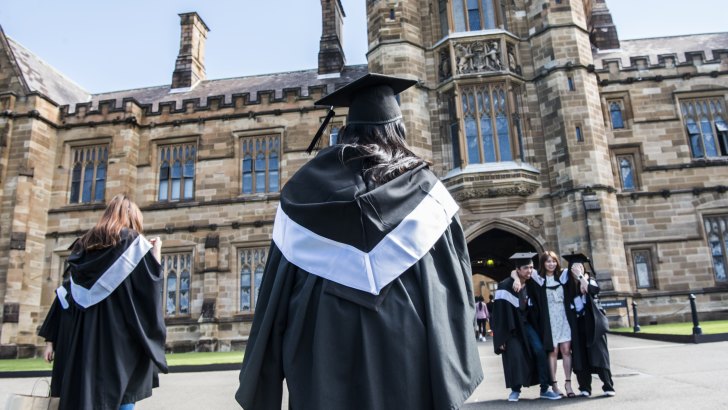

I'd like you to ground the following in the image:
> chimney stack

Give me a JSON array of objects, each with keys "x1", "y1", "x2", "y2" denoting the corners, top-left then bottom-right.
[
  {"x1": 172, "y1": 12, "x2": 209, "y2": 89},
  {"x1": 318, "y1": 0, "x2": 346, "y2": 77},
  {"x1": 590, "y1": 0, "x2": 620, "y2": 51}
]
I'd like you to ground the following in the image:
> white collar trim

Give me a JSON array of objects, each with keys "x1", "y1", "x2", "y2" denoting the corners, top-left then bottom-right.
[
  {"x1": 70, "y1": 235, "x2": 152, "y2": 308},
  {"x1": 273, "y1": 181, "x2": 459, "y2": 295},
  {"x1": 56, "y1": 286, "x2": 69, "y2": 310},
  {"x1": 495, "y1": 289, "x2": 519, "y2": 308}
]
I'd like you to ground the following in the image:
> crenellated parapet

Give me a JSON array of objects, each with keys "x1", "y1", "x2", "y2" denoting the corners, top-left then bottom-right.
[{"x1": 593, "y1": 34, "x2": 728, "y2": 85}]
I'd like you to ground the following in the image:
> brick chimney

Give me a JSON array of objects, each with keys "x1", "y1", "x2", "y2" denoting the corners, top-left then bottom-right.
[
  {"x1": 590, "y1": 0, "x2": 620, "y2": 51},
  {"x1": 318, "y1": 0, "x2": 346, "y2": 77},
  {"x1": 171, "y1": 12, "x2": 209, "y2": 89}
]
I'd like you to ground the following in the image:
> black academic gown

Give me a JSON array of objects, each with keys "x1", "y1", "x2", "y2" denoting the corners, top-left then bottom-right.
[
  {"x1": 564, "y1": 277, "x2": 611, "y2": 373},
  {"x1": 38, "y1": 279, "x2": 73, "y2": 398},
  {"x1": 39, "y1": 229, "x2": 168, "y2": 410},
  {"x1": 235, "y1": 146, "x2": 483, "y2": 410}
]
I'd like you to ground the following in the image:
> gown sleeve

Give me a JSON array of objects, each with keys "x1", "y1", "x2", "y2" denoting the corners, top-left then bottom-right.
[
  {"x1": 38, "y1": 297, "x2": 61, "y2": 342},
  {"x1": 123, "y1": 252, "x2": 169, "y2": 373}
]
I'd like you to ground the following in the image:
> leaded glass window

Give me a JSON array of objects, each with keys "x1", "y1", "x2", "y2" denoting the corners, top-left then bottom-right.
[
  {"x1": 162, "y1": 252, "x2": 192, "y2": 316},
  {"x1": 631, "y1": 250, "x2": 654, "y2": 289},
  {"x1": 680, "y1": 97, "x2": 728, "y2": 158},
  {"x1": 610, "y1": 101, "x2": 625, "y2": 129},
  {"x1": 241, "y1": 135, "x2": 280, "y2": 194},
  {"x1": 158, "y1": 143, "x2": 196, "y2": 202},
  {"x1": 69, "y1": 145, "x2": 108, "y2": 204},
  {"x1": 239, "y1": 247, "x2": 268, "y2": 312},
  {"x1": 617, "y1": 155, "x2": 636, "y2": 191},
  {"x1": 704, "y1": 216, "x2": 728, "y2": 282}
]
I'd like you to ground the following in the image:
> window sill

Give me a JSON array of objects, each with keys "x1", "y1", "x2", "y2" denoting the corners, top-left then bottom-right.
[{"x1": 49, "y1": 202, "x2": 106, "y2": 214}]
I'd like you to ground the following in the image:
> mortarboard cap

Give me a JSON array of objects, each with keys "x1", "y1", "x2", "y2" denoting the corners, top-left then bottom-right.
[
  {"x1": 509, "y1": 252, "x2": 537, "y2": 267},
  {"x1": 561, "y1": 252, "x2": 591, "y2": 265},
  {"x1": 306, "y1": 73, "x2": 418, "y2": 153}
]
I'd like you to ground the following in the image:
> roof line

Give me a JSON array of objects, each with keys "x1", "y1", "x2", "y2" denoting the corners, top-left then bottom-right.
[
  {"x1": 620, "y1": 31, "x2": 728, "y2": 42},
  {"x1": 0, "y1": 26, "x2": 31, "y2": 95}
]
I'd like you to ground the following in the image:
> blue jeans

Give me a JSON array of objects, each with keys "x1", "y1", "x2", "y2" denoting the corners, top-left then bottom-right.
[
  {"x1": 119, "y1": 404, "x2": 135, "y2": 410},
  {"x1": 524, "y1": 323, "x2": 551, "y2": 392}
]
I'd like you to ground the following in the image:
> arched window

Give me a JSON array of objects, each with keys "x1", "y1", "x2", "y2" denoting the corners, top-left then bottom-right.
[
  {"x1": 179, "y1": 267, "x2": 190, "y2": 315},
  {"x1": 239, "y1": 247, "x2": 268, "y2": 312},
  {"x1": 69, "y1": 145, "x2": 108, "y2": 204},
  {"x1": 609, "y1": 101, "x2": 624, "y2": 129},
  {"x1": 158, "y1": 143, "x2": 196, "y2": 202},
  {"x1": 162, "y1": 252, "x2": 193, "y2": 317},
  {"x1": 240, "y1": 135, "x2": 281, "y2": 194},
  {"x1": 166, "y1": 271, "x2": 177, "y2": 316},
  {"x1": 680, "y1": 97, "x2": 728, "y2": 158},
  {"x1": 618, "y1": 157, "x2": 635, "y2": 191}
]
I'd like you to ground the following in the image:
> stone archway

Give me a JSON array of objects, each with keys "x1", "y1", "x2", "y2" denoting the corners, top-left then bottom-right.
[{"x1": 467, "y1": 226, "x2": 540, "y2": 301}]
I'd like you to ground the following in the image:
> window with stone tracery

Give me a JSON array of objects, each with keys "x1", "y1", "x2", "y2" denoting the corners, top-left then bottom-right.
[
  {"x1": 704, "y1": 216, "x2": 728, "y2": 282},
  {"x1": 239, "y1": 247, "x2": 268, "y2": 312},
  {"x1": 680, "y1": 97, "x2": 728, "y2": 159},
  {"x1": 454, "y1": 83, "x2": 523, "y2": 166},
  {"x1": 162, "y1": 252, "x2": 192, "y2": 317},
  {"x1": 158, "y1": 143, "x2": 196, "y2": 202},
  {"x1": 241, "y1": 135, "x2": 280, "y2": 194},
  {"x1": 69, "y1": 145, "x2": 108, "y2": 204}
]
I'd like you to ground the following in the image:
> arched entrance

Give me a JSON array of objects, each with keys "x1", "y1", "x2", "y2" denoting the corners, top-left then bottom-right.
[{"x1": 467, "y1": 227, "x2": 539, "y2": 301}]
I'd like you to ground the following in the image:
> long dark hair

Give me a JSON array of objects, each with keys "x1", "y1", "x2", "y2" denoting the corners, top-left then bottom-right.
[
  {"x1": 338, "y1": 120, "x2": 429, "y2": 186},
  {"x1": 76, "y1": 194, "x2": 143, "y2": 251}
]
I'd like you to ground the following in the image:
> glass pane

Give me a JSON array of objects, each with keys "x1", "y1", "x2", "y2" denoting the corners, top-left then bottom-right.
[
  {"x1": 184, "y1": 178, "x2": 194, "y2": 200},
  {"x1": 184, "y1": 160, "x2": 194, "y2": 178},
  {"x1": 439, "y1": 0, "x2": 449, "y2": 37},
  {"x1": 634, "y1": 252, "x2": 651, "y2": 288},
  {"x1": 82, "y1": 164, "x2": 94, "y2": 203},
  {"x1": 172, "y1": 160, "x2": 182, "y2": 178},
  {"x1": 481, "y1": 117, "x2": 495, "y2": 163},
  {"x1": 329, "y1": 127, "x2": 339, "y2": 146},
  {"x1": 70, "y1": 164, "x2": 82, "y2": 203},
  {"x1": 94, "y1": 164, "x2": 106, "y2": 202},
  {"x1": 701, "y1": 117, "x2": 718, "y2": 157},
  {"x1": 166, "y1": 274, "x2": 177, "y2": 315},
  {"x1": 254, "y1": 266, "x2": 264, "y2": 309},
  {"x1": 179, "y1": 271, "x2": 190, "y2": 314},
  {"x1": 496, "y1": 114, "x2": 511, "y2": 161},
  {"x1": 268, "y1": 152, "x2": 279, "y2": 192},
  {"x1": 159, "y1": 180, "x2": 168, "y2": 201},
  {"x1": 242, "y1": 156, "x2": 252, "y2": 194},
  {"x1": 716, "y1": 118, "x2": 728, "y2": 132},
  {"x1": 688, "y1": 119, "x2": 704, "y2": 158},
  {"x1": 465, "y1": 116, "x2": 479, "y2": 164},
  {"x1": 467, "y1": 0, "x2": 481, "y2": 30},
  {"x1": 619, "y1": 157, "x2": 635, "y2": 190},
  {"x1": 610, "y1": 102, "x2": 624, "y2": 129},
  {"x1": 255, "y1": 154, "x2": 266, "y2": 193},
  {"x1": 452, "y1": 0, "x2": 466, "y2": 32},
  {"x1": 240, "y1": 267, "x2": 251, "y2": 311},
  {"x1": 482, "y1": 0, "x2": 496, "y2": 28}
]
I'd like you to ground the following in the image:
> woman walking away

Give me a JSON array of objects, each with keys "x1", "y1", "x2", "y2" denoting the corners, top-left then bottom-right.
[{"x1": 39, "y1": 194, "x2": 168, "y2": 410}]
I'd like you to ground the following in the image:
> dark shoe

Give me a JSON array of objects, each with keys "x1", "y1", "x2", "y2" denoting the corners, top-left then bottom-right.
[{"x1": 564, "y1": 379, "x2": 576, "y2": 398}]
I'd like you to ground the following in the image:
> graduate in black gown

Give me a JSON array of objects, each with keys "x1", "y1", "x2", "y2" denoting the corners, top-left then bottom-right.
[
  {"x1": 38, "y1": 194, "x2": 168, "y2": 410},
  {"x1": 561, "y1": 253, "x2": 615, "y2": 397},
  {"x1": 492, "y1": 253, "x2": 561, "y2": 402},
  {"x1": 235, "y1": 73, "x2": 483, "y2": 410}
]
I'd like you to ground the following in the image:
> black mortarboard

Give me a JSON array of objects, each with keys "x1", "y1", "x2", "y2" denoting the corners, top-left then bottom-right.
[
  {"x1": 509, "y1": 252, "x2": 537, "y2": 268},
  {"x1": 561, "y1": 252, "x2": 594, "y2": 274},
  {"x1": 306, "y1": 73, "x2": 418, "y2": 153}
]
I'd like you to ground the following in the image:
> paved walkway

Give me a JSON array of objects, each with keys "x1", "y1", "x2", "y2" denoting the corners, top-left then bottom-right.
[{"x1": 2, "y1": 335, "x2": 727, "y2": 409}]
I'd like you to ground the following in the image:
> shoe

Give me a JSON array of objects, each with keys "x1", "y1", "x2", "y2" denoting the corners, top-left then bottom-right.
[
  {"x1": 551, "y1": 382, "x2": 564, "y2": 397},
  {"x1": 579, "y1": 390, "x2": 591, "y2": 397},
  {"x1": 564, "y1": 379, "x2": 576, "y2": 398},
  {"x1": 508, "y1": 391, "x2": 520, "y2": 402},
  {"x1": 604, "y1": 390, "x2": 616, "y2": 397},
  {"x1": 540, "y1": 390, "x2": 562, "y2": 400}
]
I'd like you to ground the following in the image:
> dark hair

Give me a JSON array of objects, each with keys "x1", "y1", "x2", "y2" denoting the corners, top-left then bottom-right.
[
  {"x1": 539, "y1": 251, "x2": 562, "y2": 276},
  {"x1": 338, "y1": 120, "x2": 430, "y2": 186}
]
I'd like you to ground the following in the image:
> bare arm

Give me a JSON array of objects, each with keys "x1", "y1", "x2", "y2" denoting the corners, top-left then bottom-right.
[
  {"x1": 571, "y1": 263, "x2": 589, "y2": 294},
  {"x1": 43, "y1": 342, "x2": 54, "y2": 363},
  {"x1": 149, "y1": 237, "x2": 162, "y2": 263}
]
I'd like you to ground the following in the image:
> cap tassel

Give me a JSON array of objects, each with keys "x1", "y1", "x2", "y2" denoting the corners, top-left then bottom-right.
[{"x1": 306, "y1": 107, "x2": 335, "y2": 154}]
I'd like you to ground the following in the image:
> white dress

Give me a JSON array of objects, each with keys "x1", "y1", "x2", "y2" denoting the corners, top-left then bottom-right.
[{"x1": 545, "y1": 275, "x2": 571, "y2": 344}]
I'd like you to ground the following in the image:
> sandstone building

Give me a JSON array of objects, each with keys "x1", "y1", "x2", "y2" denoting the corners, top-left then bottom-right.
[{"x1": 0, "y1": 0, "x2": 726, "y2": 357}]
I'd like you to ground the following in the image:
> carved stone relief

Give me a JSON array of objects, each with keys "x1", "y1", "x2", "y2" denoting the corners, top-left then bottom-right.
[{"x1": 453, "y1": 40, "x2": 503, "y2": 75}]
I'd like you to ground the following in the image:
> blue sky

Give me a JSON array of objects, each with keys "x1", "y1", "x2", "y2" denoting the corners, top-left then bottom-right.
[{"x1": 0, "y1": 0, "x2": 724, "y2": 93}]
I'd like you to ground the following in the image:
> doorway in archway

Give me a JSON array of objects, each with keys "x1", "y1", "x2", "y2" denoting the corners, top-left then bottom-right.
[{"x1": 468, "y1": 228, "x2": 538, "y2": 302}]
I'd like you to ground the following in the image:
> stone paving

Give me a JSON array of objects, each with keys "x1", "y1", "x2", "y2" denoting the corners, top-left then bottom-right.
[{"x1": 2, "y1": 334, "x2": 727, "y2": 409}]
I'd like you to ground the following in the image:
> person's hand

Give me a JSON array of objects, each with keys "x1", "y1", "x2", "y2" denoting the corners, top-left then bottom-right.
[
  {"x1": 149, "y1": 237, "x2": 162, "y2": 263},
  {"x1": 43, "y1": 342, "x2": 54, "y2": 363},
  {"x1": 510, "y1": 270, "x2": 522, "y2": 292},
  {"x1": 571, "y1": 263, "x2": 584, "y2": 278},
  {"x1": 499, "y1": 344, "x2": 506, "y2": 352}
]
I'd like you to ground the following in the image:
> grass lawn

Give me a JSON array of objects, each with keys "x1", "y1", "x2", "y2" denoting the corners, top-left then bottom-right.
[
  {"x1": 0, "y1": 351, "x2": 243, "y2": 373},
  {"x1": 611, "y1": 320, "x2": 728, "y2": 335}
]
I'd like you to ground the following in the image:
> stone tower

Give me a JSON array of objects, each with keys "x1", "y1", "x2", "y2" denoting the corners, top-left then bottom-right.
[
  {"x1": 318, "y1": 0, "x2": 346, "y2": 77},
  {"x1": 526, "y1": 0, "x2": 628, "y2": 291},
  {"x1": 171, "y1": 12, "x2": 209, "y2": 89}
]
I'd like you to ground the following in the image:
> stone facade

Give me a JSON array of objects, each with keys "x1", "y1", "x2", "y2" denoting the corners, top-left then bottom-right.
[{"x1": 0, "y1": 0, "x2": 727, "y2": 357}]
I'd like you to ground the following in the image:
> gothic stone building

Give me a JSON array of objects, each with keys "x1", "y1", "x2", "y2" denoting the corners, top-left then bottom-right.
[{"x1": 1, "y1": 0, "x2": 727, "y2": 357}]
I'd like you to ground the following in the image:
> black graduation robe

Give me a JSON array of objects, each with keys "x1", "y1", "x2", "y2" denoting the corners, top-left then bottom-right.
[
  {"x1": 38, "y1": 229, "x2": 168, "y2": 410},
  {"x1": 235, "y1": 146, "x2": 483, "y2": 410},
  {"x1": 492, "y1": 277, "x2": 552, "y2": 389},
  {"x1": 563, "y1": 276, "x2": 611, "y2": 372}
]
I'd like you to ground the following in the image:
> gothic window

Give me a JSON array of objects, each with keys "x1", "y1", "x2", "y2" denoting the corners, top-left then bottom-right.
[
  {"x1": 617, "y1": 155, "x2": 636, "y2": 191},
  {"x1": 680, "y1": 97, "x2": 728, "y2": 159},
  {"x1": 609, "y1": 101, "x2": 625, "y2": 129},
  {"x1": 451, "y1": 0, "x2": 499, "y2": 33},
  {"x1": 69, "y1": 145, "x2": 108, "y2": 204},
  {"x1": 457, "y1": 83, "x2": 518, "y2": 165},
  {"x1": 705, "y1": 216, "x2": 728, "y2": 282},
  {"x1": 241, "y1": 135, "x2": 280, "y2": 194},
  {"x1": 239, "y1": 247, "x2": 268, "y2": 312},
  {"x1": 162, "y1": 253, "x2": 192, "y2": 317},
  {"x1": 158, "y1": 143, "x2": 196, "y2": 202},
  {"x1": 438, "y1": 0, "x2": 449, "y2": 37},
  {"x1": 631, "y1": 249, "x2": 655, "y2": 289}
]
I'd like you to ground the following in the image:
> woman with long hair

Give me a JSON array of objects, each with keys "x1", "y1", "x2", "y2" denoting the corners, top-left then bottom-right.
[
  {"x1": 39, "y1": 194, "x2": 167, "y2": 410},
  {"x1": 538, "y1": 251, "x2": 575, "y2": 397},
  {"x1": 236, "y1": 74, "x2": 483, "y2": 410}
]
